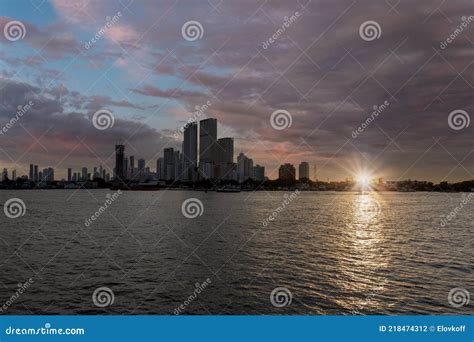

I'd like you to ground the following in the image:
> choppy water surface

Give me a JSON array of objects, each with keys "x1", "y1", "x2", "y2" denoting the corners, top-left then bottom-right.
[{"x1": 0, "y1": 190, "x2": 472, "y2": 315}]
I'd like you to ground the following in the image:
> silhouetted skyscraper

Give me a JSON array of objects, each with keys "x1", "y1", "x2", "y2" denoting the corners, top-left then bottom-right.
[
  {"x1": 34, "y1": 165, "x2": 38, "y2": 182},
  {"x1": 29, "y1": 164, "x2": 34, "y2": 181},
  {"x1": 164, "y1": 147, "x2": 175, "y2": 180},
  {"x1": 183, "y1": 122, "x2": 198, "y2": 181},
  {"x1": 199, "y1": 118, "x2": 217, "y2": 179},
  {"x1": 299, "y1": 162, "x2": 309, "y2": 180},
  {"x1": 115, "y1": 144, "x2": 125, "y2": 181},
  {"x1": 67, "y1": 168, "x2": 72, "y2": 182},
  {"x1": 253, "y1": 165, "x2": 265, "y2": 182},
  {"x1": 237, "y1": 153, "x2": 253, "y2": 183},
  {"x1": 279, "y1": 163, "x2": 296, "y2": 181}
]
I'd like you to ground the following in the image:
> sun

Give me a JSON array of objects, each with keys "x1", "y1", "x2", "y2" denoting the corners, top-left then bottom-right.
[{"x1": 356, "y1": 173, "x2": 371, "y2": 187}]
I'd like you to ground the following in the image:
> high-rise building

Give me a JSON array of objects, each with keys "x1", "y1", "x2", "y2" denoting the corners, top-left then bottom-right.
[
  {"x1": 278, "y1": 163, "x2": 296, "y2": 181},
  {"x1": 199, "y1": 118, "x2": 217, "y2": 179},
  {"x1": 2, "y1": 168, "x2": 7, "y2": 181},
  {"x1": 82, "y1": 167, "x2": 88, "y2": 181},
  {"x1": 138, "y1": 158, "x2": 146, "y2": 181},
  {"x1": 157, "y1": 158, "x2": 164, "y2": 180},
  {"x1": 29, "y1": 164, "x2": 34, "y2": 181},
  {"x1": 237, "y1": 153, "x2": 253, "y2": 183},
  {"x1": 42, "y1": 167, "x2": 54, "y2": 182},
  {"x1": 12, "y1": 169, "x2": 17, "y2": 180},
  {"x1": 299, "y1": 162, "x2": 310, "y2": 180},
  {"x1": 129, "y1": 156, "x2": 135, "y2": 179},
  {"x1": 174, "y1": 151, "x2": 182, "y2": 180},
  {"x1": 115, "y1": 144, "x2": 125, "y2": 181},
  {"x1": 253, "y1": 165, "x2": 265, "y2": 182},
  {"x1": 164, "y1": 148, "x2": 175, "y2": 180},
  {"x1": 183, "y1": 122, "x2": 198, "y2": 181},
  {"x1": 216, "y1": 138, "x2": 234, "y2": 179},
  {"x1": 67, "y1": 168, "x2": 72, "y2": 182},
  {"x1": 34, "y1": 165, "x2": 38, "y2": 182}
]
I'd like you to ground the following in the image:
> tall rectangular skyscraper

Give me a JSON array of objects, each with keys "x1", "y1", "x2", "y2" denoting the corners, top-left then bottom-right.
[
  {"x1": 199, "y1": 118, "x2": 217, "y2": 163},
  {"x1": 115, "y1": 144, "x2": 125, "y2": 181},
  {"x1": 163, "y1": 147, "x2": 174, "y2": 180},
  {"x1": 67, "y1": 168, "x2": 72, "y2": 182},
  {"x1": 217, "y1": 138, "x2": 233, "y2": 163},
  {"x1": 299, "y1": 162, "x2": 310, "y2": 180},
  {"x1": 183, "y1": 122, "x2": 198, "y2": 181}
]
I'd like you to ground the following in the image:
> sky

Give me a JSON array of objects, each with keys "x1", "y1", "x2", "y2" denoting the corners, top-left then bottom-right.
[{"x1": 0, "y1": 0, "x2": 473, "y2": 181}]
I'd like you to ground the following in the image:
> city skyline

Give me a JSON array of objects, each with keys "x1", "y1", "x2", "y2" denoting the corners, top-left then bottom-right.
[{"x1": 0, "y1": 1, "x2": 473, "y2": 183}]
